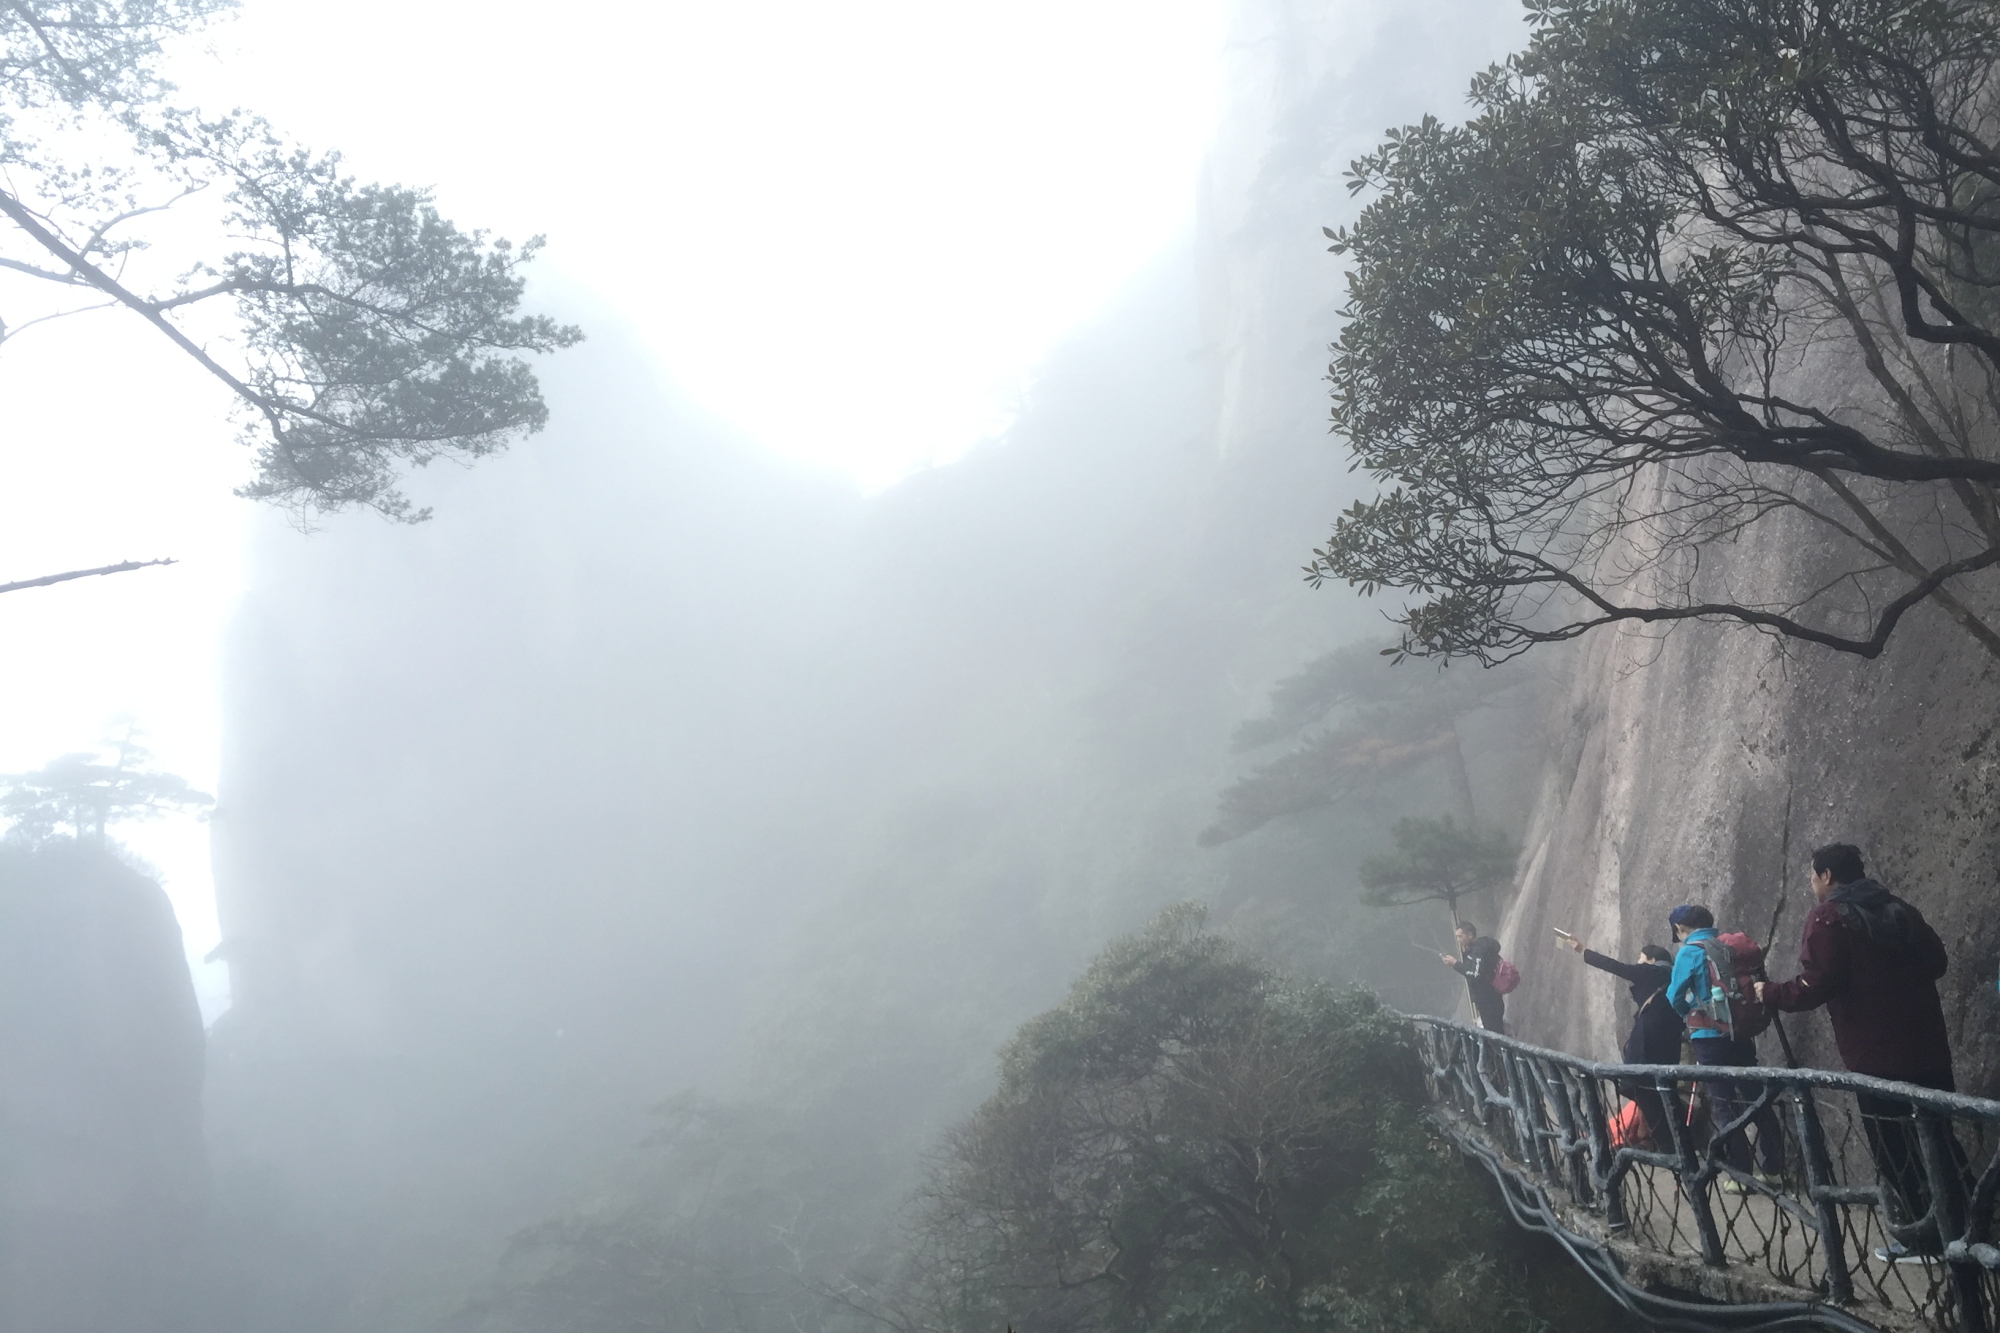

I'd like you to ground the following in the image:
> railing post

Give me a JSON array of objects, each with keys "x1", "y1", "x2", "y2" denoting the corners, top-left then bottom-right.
[
  {"x1": 1577, "y1": 1075, "x2": 1624, "y2": 1228},
  {"x1": 1918, "y1": 1111, "x2": 1988, "y2": 1333},
  {"x1": 1456, "y1": 1028, "x2": 1485, "y2": 1124},
  {"x1": 1791, "y1": 1085, "x2": 1853, "y2": 1307},
  {"x1": 1514, "y1": 1053, "x2": 1557, "y2": 1183},
  {"x1": 1495, "y1": 1048, "x2": 1535, "y2": 1168},
  {"x1": 1540, "y1": 1059, "x2": 1594, "y2": 1208},
  {"x1": 1662, "y1": 1067, "x2": 1726, "y2": 1266}
]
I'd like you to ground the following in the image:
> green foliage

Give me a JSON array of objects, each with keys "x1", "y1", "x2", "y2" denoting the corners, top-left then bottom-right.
[
  {"x1": 1, "y1": 720, "x2": 212, "y2": 846},
  {"x1": 1357, "y1": 816, "x2": 1518, "y2": 921},
  {"x1": 1312, "y1": 0, "x2": 2000, "y2": 664},
  {"x1": 900, "y1": 906, "x2": 1597, "y2": 1333},
  {"x1": 0, "y1": 0, "x2": 580, "y2": 522},
  {"x1": 0, "y1": 0, "x2": 227, "y2": 112}
]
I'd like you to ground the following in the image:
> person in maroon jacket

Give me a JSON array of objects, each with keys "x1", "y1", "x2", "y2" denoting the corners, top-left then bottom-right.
[{"x1": 1756, "y1": 842, "x2": 1956, "y2": 1261}]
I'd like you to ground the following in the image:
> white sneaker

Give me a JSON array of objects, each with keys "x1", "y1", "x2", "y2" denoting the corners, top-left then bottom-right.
[{"x1": 1873, "y1": 1242, "x2": 1938, "y2": 1265}]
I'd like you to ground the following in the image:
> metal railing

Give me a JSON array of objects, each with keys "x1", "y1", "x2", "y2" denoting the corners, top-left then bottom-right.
[{"x1": 1403, "y1": 1014, "x2": 2000, "y2": 1333}]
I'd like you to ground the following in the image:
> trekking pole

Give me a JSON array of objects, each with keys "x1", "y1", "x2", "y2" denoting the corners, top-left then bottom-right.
[
  {"x1": 1761, "y1": 808, "x2": 1805, "y2": 1071},
  {"x1": 1761, "y1": 965, "x2": 1800, "y2": 1069},
  {"x1": 1771, "y1": 1012, "x2": 1799, "y2": 1069}
]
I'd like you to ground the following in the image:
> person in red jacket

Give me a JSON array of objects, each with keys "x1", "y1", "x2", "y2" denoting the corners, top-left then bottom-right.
[{"x1": 1756, "y1": 842, "x2": 1955, "y2": 1261}]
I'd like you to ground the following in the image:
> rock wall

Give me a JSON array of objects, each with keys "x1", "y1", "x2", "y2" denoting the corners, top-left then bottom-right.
[
  {"x1": 0, "y1": 841, "x2": 208, "y2": 1332},
  {"x1": 1499, "y1": 557, "x2": 2000, "y2": 1097}
]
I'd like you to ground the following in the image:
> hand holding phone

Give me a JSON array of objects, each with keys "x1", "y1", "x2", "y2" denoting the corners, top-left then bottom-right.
[{"x1": 1552, "y1": 927, "x2": 1583, "y2": 954}]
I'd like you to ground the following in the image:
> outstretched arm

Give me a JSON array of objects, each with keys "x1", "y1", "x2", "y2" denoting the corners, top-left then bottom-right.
[{"x1": 1582, "y1": 949, "x2": 1654, "y2": 984}]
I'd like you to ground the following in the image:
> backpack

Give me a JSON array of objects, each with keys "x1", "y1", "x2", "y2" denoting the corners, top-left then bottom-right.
[
  {"x1": 1683, "y1": 931, "x2": 1770, "y2": 1040},
  {"x1": 1492, "y1": 957, "x2": 1521, "y2": 996}
]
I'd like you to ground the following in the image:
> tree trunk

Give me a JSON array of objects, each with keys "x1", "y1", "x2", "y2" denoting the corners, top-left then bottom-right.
[{"x1": 1444, "y1": 723, "x2": 1476, "y2": 822}]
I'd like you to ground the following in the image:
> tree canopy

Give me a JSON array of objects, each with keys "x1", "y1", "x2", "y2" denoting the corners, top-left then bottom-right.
[
  {"x1": 1, "y1": 721, "x2": 212, "y2": 846},
  {"x1": 1313, "y1": 0, "x2": 2000, "y2": 663},
  {"x1": 0, "y1": 0, "x2": 580, "y2": 528},
  {"x1": 1356, "y1": 815, "x2": 1518, "y2": 925},
  {"x1": 898, "y1": 905, "x2": 1603, "y2": 1333},
  {"x1": 1201, "y1": 643, "x2": 1523, "y2": 845}
]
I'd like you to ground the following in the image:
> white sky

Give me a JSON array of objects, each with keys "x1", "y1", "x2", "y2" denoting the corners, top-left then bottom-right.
[
  {"x1": 0, "y1": 0, "x2": 1233, "y2": 1021},
  {"x1": 177, "y1": 0, "x2": 1233, "y2": 485}
]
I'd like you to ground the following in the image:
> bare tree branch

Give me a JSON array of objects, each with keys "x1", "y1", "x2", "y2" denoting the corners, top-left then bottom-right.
[
  {"x1": 0, "y1": 557, "x2": 174, "y2": 596},
  {"x1": 1316, "y1": 0, "x2": 2000, "y2": 665}
]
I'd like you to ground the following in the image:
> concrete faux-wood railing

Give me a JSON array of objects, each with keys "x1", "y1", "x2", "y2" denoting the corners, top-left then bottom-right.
[{"x1": 1400, "y1": 1014, "x2": 2000, "y2": 1333}]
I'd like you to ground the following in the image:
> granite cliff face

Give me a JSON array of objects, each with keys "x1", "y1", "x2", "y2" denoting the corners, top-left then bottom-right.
[
  {"x1": 1498, "y1": 547, "x2": 2000, "y2": 1096},
  {"x1": 0, "y1": 842, "x2": 208, "y2": 1332}
]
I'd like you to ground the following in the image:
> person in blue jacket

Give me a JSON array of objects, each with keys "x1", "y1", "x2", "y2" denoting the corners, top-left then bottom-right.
[{"x1": 1667, "y1": 904, "x2": 1784, "y2": 1188}]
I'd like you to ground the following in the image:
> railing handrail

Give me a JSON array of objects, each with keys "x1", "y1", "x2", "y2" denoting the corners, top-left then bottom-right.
[
  {"x1": 1396, "y1": 1009, "x2": 2000, "y2": 1333},
  {"x1": 1397, "y1": 1012, "x2": 2000, "y2": 1122}
]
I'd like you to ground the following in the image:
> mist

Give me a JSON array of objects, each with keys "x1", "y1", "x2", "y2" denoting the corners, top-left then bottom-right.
[
  {"x1": 192, "y1": 0, "x2": 1543, "y2": 1319},
  {"x1": 4, "y1": 0, "x2": 1614, "y2": 1329}
]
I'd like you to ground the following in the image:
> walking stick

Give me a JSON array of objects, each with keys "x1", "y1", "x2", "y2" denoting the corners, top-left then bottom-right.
[
  {"x1": 1767, "y1": 991, "x2": 1799, "y2": 1069},
  {"x1": 1764, "y1": 796, "x2": 1802, "y2": 1071},
  {"x1": 1763, "y1": 879, "x2": 1801, "y2": 1070}
]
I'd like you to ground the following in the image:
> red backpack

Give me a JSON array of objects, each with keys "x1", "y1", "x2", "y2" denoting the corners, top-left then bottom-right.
[
  {"x1": 1492, "y1": 957, "x2": 1521, "y2": 995},
  {"x1": 1683, "y1": 931, "x2": 1770, "y2": 1040}
]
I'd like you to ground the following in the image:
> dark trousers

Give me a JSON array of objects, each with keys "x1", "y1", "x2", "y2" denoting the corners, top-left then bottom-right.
[
  {"x1": 1472, "y1": 994, "x2": 1506, "y2": 1035},
  {"x1": 1690, "y1": 1036, "x2": 1784, "y2": 1175},
  {"x1": 1622, "y1": 1083, "x2": 1672, "y2": 1151},
  {"x1": 1856, "y1": 1072, "x2": 1966, "y2": 1241}
]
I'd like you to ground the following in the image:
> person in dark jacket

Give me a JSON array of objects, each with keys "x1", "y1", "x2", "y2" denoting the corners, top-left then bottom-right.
[
  {"x1": 1756, "y1": 843, "x2": 1956, "y2": 1259},
  {"x1": 1441, "y1": 922, "x2": 1504, "y2": 1034},
  {"x1": 1555, "y1": 930, "x2": 1677, "y2": 1145}
]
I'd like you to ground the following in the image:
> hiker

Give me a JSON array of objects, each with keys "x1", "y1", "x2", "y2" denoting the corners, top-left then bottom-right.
[
  {"x1": 1441, "y1": 922, "x2": 1505, "y2": 1034},
  {"x1": 1667, "y1": 904, "x2": 1785, "y2": 1189},
  {"x1": 1754, "y1": 844, "x2": 1956, "y2": 1261},
  {"x1": 1554, "y1": 931, "x2": 1677, "y2": 1146}
]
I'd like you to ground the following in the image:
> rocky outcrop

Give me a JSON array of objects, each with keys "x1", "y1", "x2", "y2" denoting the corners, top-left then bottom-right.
[{"x1": 0, "y1": 841, "x2": 207, "y2": 1332}]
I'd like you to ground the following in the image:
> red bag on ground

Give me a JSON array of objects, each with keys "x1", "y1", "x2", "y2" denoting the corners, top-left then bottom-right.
[{"x1": 1608, "y1": 1099, "x2": 1647, "y2": 1149}]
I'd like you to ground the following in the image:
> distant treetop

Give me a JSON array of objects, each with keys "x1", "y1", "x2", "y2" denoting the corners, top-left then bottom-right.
[{"x1": 1, "y1": 720, "x2": 213, "y2": 848}]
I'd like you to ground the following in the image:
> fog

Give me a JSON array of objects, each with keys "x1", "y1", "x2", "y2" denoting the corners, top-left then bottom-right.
[{"x1": 3, "y1": 0, "x2": 1559, "y2": 1328}]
